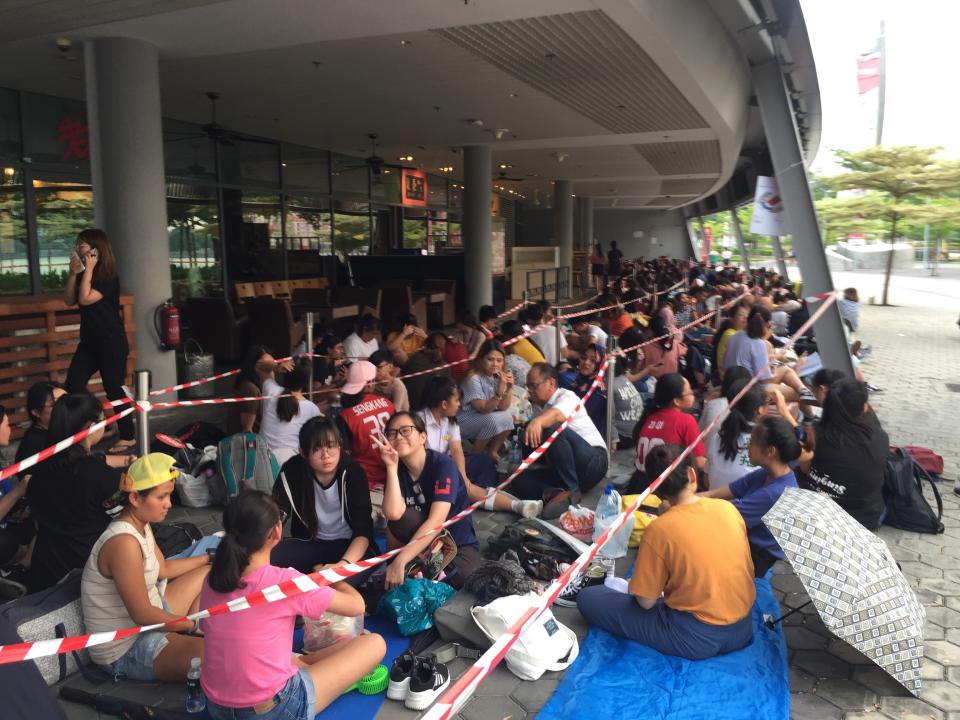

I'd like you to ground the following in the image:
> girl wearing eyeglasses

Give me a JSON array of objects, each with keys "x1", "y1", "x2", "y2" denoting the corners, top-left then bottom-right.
[
  {"x1": 270, "y1": 418, "x2": 376, "y2": 576},
  {"x1": 378, "y1": 412, "x2": 480, "y2": 590}
]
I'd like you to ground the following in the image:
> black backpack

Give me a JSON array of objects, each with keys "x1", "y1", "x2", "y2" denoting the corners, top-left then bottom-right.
[{"x1": 883, "y1": 447, "x2": 944, "y2": 534}]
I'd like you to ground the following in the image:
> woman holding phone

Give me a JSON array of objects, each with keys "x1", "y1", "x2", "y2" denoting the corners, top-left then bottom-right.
[{"x1": 63, "y1": 229, "x2": 133, "y2": 452}]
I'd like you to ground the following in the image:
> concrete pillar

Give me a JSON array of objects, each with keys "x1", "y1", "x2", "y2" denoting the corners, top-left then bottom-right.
[
  {"x1": 553, "y1": 180, "x2": 574, "y2": 297},
  {"x1": 770, "y1": 235, "x2": 790, "y2": 280},
  {"x1": 577, "y1": 196, "x2": 594, "y2": 253},
  {"x1": 752, "y1": 60, "x2": 854, "y2": 378},
  {"x1": 463, "y1": 145, "x2": 492, "y2": 313},
  {"x1": 85, "y1": 37, "x2": 175, "y2": 388},
  {"x1": 729, "y1": 208, "x2": 751, "y2": 271}
]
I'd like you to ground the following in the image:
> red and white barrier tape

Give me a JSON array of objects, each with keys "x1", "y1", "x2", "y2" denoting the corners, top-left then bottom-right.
[
  {"x1": 495, "y1": 299, "x2": 530, "y2": 320},
  {"x1": 0, "y1": 351, "x2": 612, "y2": 666},
  {"x1": 422, "y1": 291, "x2": 840, "y2": 720},
  {"x1": 0, "y1": 407, "x2": 137, "y2": 483},
  {"x1": 554, "y1": 292, "x2": 602, "y2": 310}
]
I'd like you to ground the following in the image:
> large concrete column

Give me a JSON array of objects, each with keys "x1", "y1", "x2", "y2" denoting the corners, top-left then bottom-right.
[
  {"x1": 770, "y1": 235, "x2": 790, "y2": 280},
  {"x1": 753, "y1": 60, "x2": 854, "y2": 378},
  {"x1": 553, "y1": 180, "x2": 574, "y2": 297},
  {"x1": 463, "y1": 145, "x2": 492, "y2": 313},
  {"x1": 85, "y1": 37, "x2": 175, "y2": 388},
  {"x1": 577, "y1": 196, "x2": 594, "y2": 252},
  {"x1": 729, "y1": 208, "x2": 751, "y2": 271}
]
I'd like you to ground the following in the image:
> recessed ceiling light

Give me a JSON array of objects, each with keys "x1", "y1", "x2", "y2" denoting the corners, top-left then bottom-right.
[
  {"x1": 398, "y1": 155, "x2": 414, "y2": 162},
  {"x1": 281, "y1": 162, "x2": 287, "y2": 167},
  {"x1": 400, "y1": 39, "x2": 413, "y2": 46},
  {"x1": 384, "y1": 169, "x2": 391, "y2": 174},
  {"x1": 467, "y1": 118, "x2": 484, "y2": 127},
  {"x1": 509, "y1": 93, "x2": 518, "y2": 98},
  {"x1": 499, "y1": 163, "x2": 512, "y2": 169}
]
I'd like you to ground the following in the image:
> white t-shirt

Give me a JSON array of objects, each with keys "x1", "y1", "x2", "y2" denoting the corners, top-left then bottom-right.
[
  {"x1": 705, "y1": 430, "x2": 755, "y2": 488},
  {"x1": 261, "y1": 378, "x2": 322, "y2": 454},
  {"x1": 585, "y1": 324, "x2": 609, "y2": 348},
  {"x1": 313, "y1": 475, "x2": 352, "y2": 541},
  {"x1": 698, "y1": 397, "x2": 728, "y2": 444},
  {"x1": 343, "y1": 332, "x2": 379, "y2": 360},
  {"x1": 417, "y1": 409, "x2": 461, "y2": 455},
  {"x1": 531, "y1": 325, "x2": 567, "y2": 366},
  {"x1": 538, "y1": 387, "x2": 606, "y2": 449}
]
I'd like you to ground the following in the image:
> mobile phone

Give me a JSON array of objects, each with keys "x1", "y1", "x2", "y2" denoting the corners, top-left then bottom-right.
[{"x1": 72, "y1": 250, "x2": 85, "y2": 272}]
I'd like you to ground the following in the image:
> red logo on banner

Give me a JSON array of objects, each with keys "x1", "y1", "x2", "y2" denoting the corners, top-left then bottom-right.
[{"x1": 58, "y1": 114, "x2": 89, "y2": 161}]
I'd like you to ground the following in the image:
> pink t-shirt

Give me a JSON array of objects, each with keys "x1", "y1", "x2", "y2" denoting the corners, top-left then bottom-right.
[{"x1": 200, "y1": 565, "x2": 334, "y2": 707}]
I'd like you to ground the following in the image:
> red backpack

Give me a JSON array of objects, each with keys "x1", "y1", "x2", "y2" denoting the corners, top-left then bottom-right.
[
  {"x1": 443, "y1": 338, "x2": 470, "y2": 382},
  {"x1": 903, "y1": 446, "x2": 944, "y2": 477}
]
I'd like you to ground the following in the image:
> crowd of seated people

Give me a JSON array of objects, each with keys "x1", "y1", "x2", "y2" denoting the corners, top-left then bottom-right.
[{"x1": 0, "y1": 254, "x2": 905, "y2": 704}]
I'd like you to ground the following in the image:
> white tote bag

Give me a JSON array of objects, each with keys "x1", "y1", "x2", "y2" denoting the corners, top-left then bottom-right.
[{"x1": 471, "y1": 592, "x2": 579, "y2": 681}]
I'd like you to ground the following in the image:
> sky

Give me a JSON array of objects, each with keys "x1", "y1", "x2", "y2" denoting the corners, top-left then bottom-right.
[{"x1": 801, "y1": 0, "x2": 960, "y2": 175}]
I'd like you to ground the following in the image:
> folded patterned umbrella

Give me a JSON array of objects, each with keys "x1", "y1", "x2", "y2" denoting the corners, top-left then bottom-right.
[{"x1": 763, "y1": 487, "x2": 925, "y2": 695}]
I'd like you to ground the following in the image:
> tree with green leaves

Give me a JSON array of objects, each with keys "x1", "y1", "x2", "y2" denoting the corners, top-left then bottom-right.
[{"x1": 825, "y1": 145, "x2": 960, "y2": 305}]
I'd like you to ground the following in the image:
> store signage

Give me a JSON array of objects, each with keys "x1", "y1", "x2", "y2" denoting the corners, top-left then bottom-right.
[
  {"x1": 57, "y1": 114, "x2": 89, "y2": 161},
  {"x1": 402, "y1": 168, "x2": 427, "y2": 207}
]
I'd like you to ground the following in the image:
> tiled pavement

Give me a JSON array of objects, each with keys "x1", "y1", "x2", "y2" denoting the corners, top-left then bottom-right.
[{"x1": 55, "y1": 266, "x2": 960, "y2": 719}]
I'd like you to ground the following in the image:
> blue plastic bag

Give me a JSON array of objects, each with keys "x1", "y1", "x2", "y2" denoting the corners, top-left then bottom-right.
[{"x1": 376, "y1": 578, "x2": 456, "y2": 636}]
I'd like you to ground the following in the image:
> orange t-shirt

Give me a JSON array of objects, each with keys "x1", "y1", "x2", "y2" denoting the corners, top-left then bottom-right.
[
  {"x1": 607, "y1": 312, "x2": 634, "y2": 337},
  {"x1": 628, "y1": 497, "x2": 755, "y2": 625}
]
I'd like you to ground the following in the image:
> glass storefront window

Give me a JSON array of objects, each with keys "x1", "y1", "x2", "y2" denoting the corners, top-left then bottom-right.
[
  {"x1": 333, "y1": 201, "x2": 370, "y2": 256},
  {"x1": 448, "y1": 219, "x2": 462, "y2": 247},
  {"x1": 34, "y1": 178, "x2": 94, "y2": 292},
  {"x1": 370, "y1": 170, "x2": 401, "y2": 205},
  {"x1": 331, "y1": 153, "x2": 369, "y2": 200},
  {"x1": 22, "y1": 93, "x2": 89, "y2": 171},
  {"x1": 219, "y1": 139, "x2": 280, "y2": 189},
  {"x1": 402, "y1": 208, "x2": 427, "y2": 251},
  {"x1": 0, "y1": 88, "x2": 21, "y2": 161},
  {"x1": 163, "y1": 121, "x2": 217, "y2": 183},
  {"x1": 282, "y1": 145, "x2": 330, "y2": 194},
  {"x1": 427, "y1": 175, "x2": 448, "y2": 208},
  {"x1": 167, "y1": 184, "x2": 221, "y2": 299},
  {"x1": 0, "y1": 167, "x2": 29, "y2": 294},
  {"x1": 286, "y1": 194, "x2": 331, "y2": 277}
]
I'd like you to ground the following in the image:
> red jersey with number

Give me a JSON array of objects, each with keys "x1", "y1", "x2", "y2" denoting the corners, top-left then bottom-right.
[
  {"x1": 634, "y1": 407, "x2": 705, "y2": 472},
  {"x1": 340, "y1": 394, "x2": 395, "y2": 489}
]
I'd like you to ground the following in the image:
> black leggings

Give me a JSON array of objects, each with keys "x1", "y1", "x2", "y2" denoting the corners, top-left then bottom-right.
[{"x1": 66, "y1": 339, "x2": 133, "y2": 440}]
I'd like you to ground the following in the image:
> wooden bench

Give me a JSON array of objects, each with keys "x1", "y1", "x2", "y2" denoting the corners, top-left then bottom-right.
[{"x1": 0, "y1": 294, "x2": 136, "y2": 439}]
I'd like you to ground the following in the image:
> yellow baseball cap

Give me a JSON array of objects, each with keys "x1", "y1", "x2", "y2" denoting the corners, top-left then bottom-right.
[{"x1": 121, "y1": 452, "x2": 179, "y2": 492}]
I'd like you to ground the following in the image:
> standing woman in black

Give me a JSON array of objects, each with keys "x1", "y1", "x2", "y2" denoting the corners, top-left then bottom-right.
[{"x1": 63, "y1": 229, "x2": 134, "y2": 452}]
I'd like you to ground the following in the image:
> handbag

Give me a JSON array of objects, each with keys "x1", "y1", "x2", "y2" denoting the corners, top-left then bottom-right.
[{"x1": 471, "y1": 592, "x2": 578, "y2": 681}]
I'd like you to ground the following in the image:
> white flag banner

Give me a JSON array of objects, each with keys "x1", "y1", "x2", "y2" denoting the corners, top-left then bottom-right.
[{"x1": 750, "y1": 175, "x2": 788, "y2": 236}]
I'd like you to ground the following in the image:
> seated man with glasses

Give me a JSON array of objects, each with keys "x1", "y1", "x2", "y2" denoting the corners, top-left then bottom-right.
[
  {"x1": 512, "y1": 363, "x2": 609, "y2": 505},
  {"x1": 377, "y1": 411, "x2": 480, "y2": 589},
  {"x1": 271, "y1": 417, "x2": 376, "y2": 579}
]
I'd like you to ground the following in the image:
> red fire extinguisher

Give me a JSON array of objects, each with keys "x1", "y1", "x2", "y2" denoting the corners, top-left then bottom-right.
[{"x1": 155, "y1": 300, "x2": 180, "y2": 351}]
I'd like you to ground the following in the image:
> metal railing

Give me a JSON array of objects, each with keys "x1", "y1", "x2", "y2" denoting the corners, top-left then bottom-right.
[{"x1": 524, "y1": 266, "x2": 571, "y2": 303}]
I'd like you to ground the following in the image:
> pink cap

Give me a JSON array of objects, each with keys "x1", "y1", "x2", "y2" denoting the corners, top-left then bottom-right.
[{"x1": 342, "y1": 360, "x2": 377, "y2": 394}]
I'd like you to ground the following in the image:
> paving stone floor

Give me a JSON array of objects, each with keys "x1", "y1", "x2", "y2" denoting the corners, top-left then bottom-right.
[{"x1": 54, "y1": 266, "x2": 960, "y2": 719}]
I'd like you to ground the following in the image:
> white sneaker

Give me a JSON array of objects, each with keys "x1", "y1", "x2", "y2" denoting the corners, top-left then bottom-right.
[
  {"x1": 386, "y1": 650, "x2": 416, "y2": 701},
  {"x1": 519, "y1": 499, "x2": 543, "y2": 519},
  {"x1": 404, "y1": 657, "x2": 451, "y2": 711}
]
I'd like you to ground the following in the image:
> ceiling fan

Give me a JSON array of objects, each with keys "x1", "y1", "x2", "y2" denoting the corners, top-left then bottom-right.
[
  {"x1": 494, "y1": 170, "x2": 526, "y2": 182},
  {"x1": 165, "y1": 92, "x2": 276, "y2": 147},
  {"x1": 340, "y1": 134, "x2": 416, "y2": 175}
]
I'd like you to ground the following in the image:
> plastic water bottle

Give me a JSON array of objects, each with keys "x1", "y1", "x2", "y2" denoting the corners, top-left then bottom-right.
[
  {"x1": 592, "y1": 484, "x2": 635, "y2": 560},
  {"x1": 509, "y1": 435, "x2": 522, "y2": 470},
  {"x1": 185, "y1": 657, "x2": 206, "y2": 713}
]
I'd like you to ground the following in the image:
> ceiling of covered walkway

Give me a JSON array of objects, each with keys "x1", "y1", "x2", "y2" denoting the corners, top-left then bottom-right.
[{"x1": 0, "y1": 0, "x2": 819, "y2": 210}]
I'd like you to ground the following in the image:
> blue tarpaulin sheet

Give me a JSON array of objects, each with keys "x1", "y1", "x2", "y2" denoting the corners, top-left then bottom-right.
[{"x1": 539, "y1": 577, "x2": 789, "y2": 720}]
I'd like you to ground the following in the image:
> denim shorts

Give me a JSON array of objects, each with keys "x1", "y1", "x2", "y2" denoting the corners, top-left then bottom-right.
[
  {"x1": 206, "y1": 668, "x2": 316, "y2": 720},
  {"x1": 105, "y1": 630, "x2": 170, "y2": 681}
]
